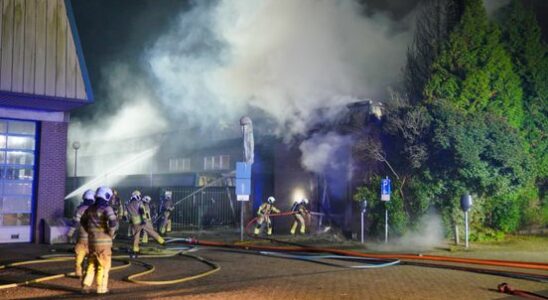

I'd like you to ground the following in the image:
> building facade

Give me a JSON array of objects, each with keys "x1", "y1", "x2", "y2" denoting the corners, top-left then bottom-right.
[{"x1": 0, "y1": 0, "x2": 92, "y2": 243}]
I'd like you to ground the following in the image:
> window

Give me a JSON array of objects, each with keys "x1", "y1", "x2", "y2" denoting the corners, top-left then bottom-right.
[
  {"x1": 0, "y1": 119, "x2": 36, "y2": 242},
  {"x1": 169, "y1": 158, "x2": 191, "y2": 172},
  {"x1": 203, "y1": 156, "x2": 215, "y2": 171},
  {"x1": 204, "y1": 155, "x2": 230, "y2": 170}
]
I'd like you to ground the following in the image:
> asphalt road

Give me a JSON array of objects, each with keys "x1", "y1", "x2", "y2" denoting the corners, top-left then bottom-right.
[{"x1": 0, "y1": 238, "x2": 547, "y2": 300}]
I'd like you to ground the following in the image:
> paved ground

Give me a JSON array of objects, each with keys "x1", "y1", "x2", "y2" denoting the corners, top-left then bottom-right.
[{"x1": 0, "y1": 231, "x2": 546, "y2": 299}]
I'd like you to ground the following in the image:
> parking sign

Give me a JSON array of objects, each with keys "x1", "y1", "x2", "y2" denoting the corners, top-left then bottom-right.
[{"x1": 381, "y1": 177, "x2": 391, "y2": 201}]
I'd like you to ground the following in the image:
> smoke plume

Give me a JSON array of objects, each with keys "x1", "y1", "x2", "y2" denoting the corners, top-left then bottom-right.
[
  {"x1": 147, "y1": 0, "x2": 412, "y2": 138},
  {"x1": 68, "y1": 0, "x2": 413, "y2": 182}
]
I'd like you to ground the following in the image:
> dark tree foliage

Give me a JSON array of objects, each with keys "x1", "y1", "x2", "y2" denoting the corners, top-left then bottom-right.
[
  {"x1": 425, "y1": 101, "x2": 532, "y2": 230},
  {"x1": 499, "y1": 0, "x2": 548, "y2": 179},
  {"x1": 404, "y1": 0, "x2": 464, "y2": 104},
  {"x1": 424, "y1": 0, "x2": 524, "y2": 128}
]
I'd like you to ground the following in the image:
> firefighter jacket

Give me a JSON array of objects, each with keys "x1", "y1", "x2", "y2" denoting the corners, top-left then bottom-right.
[
  {"x1": 142, "y1": 202, "x2": 152, "y2": 222},
  {"x1": 110, "y1": 195, "x2": 124, "y2": 219},
  {"x1": 81, "y1": 202, "x2": 118, "y2": 248},
  {"x1": 68, "y1": 202, "x2": 92, "y2": 241},
  {"x1": 291, "y1": 203, "x2": 309, "y2": 215},
  {"x1": 257, "y1": 203, "x2": 280, "y2": 216},
  {"x1": 126, "y1": 199, "x2": 143, "y2": 225},
  {"x1": 160, "y1": 198, "x2": 174, "y2": 214}
]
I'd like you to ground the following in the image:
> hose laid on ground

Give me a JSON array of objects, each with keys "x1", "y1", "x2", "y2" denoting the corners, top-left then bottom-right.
[
  {"x1": 0, "y1": 257, "x2": 132, "y2": 290},
  {"x1": 498, "y1": 282, "x2": 548, "y2": 299},
  {"x1": 0, "y1": 246, "x2": 219, "y2": 289},
  {"x1": 126, "y1": 252, "x2": 220, "y2": 285},
  {"x1": 259, "y1": 251, "x2": 400, "y2": 269},
  {"x1": 241, "y1": 211, "x2": 548, "y2": 272}
]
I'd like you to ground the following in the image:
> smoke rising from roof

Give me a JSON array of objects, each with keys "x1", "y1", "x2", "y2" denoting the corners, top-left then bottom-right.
[
  {"x1": 68, "y1": 0, "x2": 413, "y2": 179},
  {"x1": 147, "y1": 0, "x2": 412, "y2": 137}
]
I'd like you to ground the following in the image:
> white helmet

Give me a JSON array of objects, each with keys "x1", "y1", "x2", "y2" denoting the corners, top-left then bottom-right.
[
  {"x1": 164, "y1": 191, "x2": 172, "y2": 200},
  {"x1": 131, "y1": 190, "x2": 142, "y2": 201},
  {"x1": 95, "y1": 186, "x2": 113, "y2": 202},
  {"x1": 143, "y1": 195, "x2": 151, "y2": 203},
  {"x1": 267, "y1": 196, "x2": 275, "y2": 204},
  {"x1": 302, "y1": 198, "x2": 309, "y2": 205},
  {"x1": 82, "y1": 189, "x2": 95, "y2": 202}
]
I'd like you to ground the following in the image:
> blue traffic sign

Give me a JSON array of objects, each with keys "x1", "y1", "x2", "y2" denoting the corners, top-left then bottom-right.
[
  {"x1": 235, "y1": 178, "x2": 251, "y2": 196},
  {"x1": 381, "y1": 177, "x2": 391, "y2": 201},
  {"x1": 236, "y1": 162, "x2": 252, "y2": 179},
  {"x1": 381, "y1": 177, "x2": 391, "y2": 195}
]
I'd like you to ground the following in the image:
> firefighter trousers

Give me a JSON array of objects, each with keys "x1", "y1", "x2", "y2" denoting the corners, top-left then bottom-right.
[
  {"x1": 74, "y1": 241, "x2": 89, "y2": 277},
  {"x1": 132, "y1": 222, "x2": 164, "y2": 252},
  {"x1": 290, "y1": 214, "x2": 306, "y2": 235},
  {"x1": 159, "y1": 211, "x2": 172, "y2": 235},
  {"x1": 82, "y1": 247, "x2": 111, "y2": 294},
  {"x1": 254, "y1": 214, "x2": 273, "y2": 235}
]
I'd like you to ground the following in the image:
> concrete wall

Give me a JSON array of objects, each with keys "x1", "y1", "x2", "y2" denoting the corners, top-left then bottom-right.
[{"x1": 34, "y1": 121, "x2": 68, "y2": 243}]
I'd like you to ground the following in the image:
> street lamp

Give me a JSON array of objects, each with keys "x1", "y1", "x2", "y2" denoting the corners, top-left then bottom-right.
[{"x1": 72, "y1": 141, "x2": 81, "y2": 177}]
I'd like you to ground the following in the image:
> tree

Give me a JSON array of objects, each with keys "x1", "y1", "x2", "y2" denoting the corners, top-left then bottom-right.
[
  {"x1": 424, "y1": 0, "x2": 524, "y2": 128},
  {"x1": 425, "y1": 101, "x2": 532, "y2": 231},
  {"x1": 404, "y1": 0, "x2": 465, "y2": 103},
  {"x1": 499, "y1": 0, "x2": 548, "y2": 179}
]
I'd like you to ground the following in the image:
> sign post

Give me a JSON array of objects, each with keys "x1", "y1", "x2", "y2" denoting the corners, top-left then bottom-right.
[
  {"x1": 236, "y1": 162, "x2": 252, "y2": 241},
  {"x1": 460, "y1": 193, "x2": 473, "y2": 248},
  {"x1": 381, "y1": 177, "x2": 391, "y2": 243}
]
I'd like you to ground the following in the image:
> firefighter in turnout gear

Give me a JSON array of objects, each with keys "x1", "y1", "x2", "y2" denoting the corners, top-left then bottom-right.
[
  {"x1": 158, "y1": 190, "x2": 174, "y2": 235},
  {"x1": 290, "y1": 198, "x2": 309, "y2": 235},
  {"x1": 80, "y1": 186, "x2": 118, "y2": 294},
  {"x1": 127, "y1": 192, "x2": 164, "y2": 256},
  {"x1": 67, "y1": 189, "x2": 95, "y2": 278},
  {"x1": 110, "y1": 189, "x2": 124, "y2": 222},
  {"x1": 140, "y1": 195, "x2": 155, "y2": 244},
  {"x1": 254, "y1": 196, "x2": 280, "y2": 236},
  {"x1": 125, "y1": 190, "x2": 141, "y2": 237}
]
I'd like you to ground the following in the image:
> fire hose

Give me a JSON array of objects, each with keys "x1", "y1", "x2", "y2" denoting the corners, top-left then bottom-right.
[
  {"x1": 497, "y1": 283, "x2": 548, "y2": 299},
  {"x1": 0, "y1": 245, "x2": 220, "y2": 290}
]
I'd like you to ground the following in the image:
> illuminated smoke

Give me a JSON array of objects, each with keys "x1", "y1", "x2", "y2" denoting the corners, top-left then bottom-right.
[
  {"x1": 68, "y1": 0, "x2": 413, "y2": 183},
  {"x1": 148, "y1": 0, "x2": 412, "y2": 138}
]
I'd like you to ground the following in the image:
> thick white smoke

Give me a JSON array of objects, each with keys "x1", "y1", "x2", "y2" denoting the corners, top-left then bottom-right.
[
  {"x1": 148, "y1": 0, "x2": 412, "y2": 138},
  {"x1": 67, "y1": 64, "x2": 167, "y2": 178},
  {"x1": 68, "y1": 0, "x2": 413, "y2": 184},
  {"x1": 299, "y1": 132, "x2": 353, "y2": 175}
]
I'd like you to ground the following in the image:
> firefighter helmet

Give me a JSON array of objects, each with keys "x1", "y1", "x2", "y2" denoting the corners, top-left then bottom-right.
[
  {"x1": 131, "y1": 190, "x2": 142, "y2": 201},
  {"x1": 143, "y1": 195, "x2": 151, "y2": 203},
  {"x1": 267, "y1": 196, "x2": 275, "y2": 204},
  {"x1": 82, "y1": 189, "x2": 95, "y2": 202},
  {"x1": 302, "y1": 198, "x2": 309, "y2": 205},
  {"x1": 95, "y1": 186, "x2": 113, "y2": 202}
]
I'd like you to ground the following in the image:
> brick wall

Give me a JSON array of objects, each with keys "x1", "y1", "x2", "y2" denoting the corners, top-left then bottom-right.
[{"x1": 34, "y1": 121, "x2": 68, "y2": 243}]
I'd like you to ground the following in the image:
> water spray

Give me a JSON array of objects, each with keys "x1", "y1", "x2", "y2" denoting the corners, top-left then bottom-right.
[{"x1": 64, "y1": 146, "x2": 159, "y2": 199}]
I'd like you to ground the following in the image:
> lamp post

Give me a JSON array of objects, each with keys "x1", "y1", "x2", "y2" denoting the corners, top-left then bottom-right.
[{"x1": 72, "y1": 141, "x2": 80, "y2": 178}]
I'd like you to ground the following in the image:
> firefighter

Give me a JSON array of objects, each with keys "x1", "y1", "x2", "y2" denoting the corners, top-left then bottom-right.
[
  {"x1": 67, "y1": 189, "x2": 95, "y2": 278},
  {"x1": 140, "y1": 195, "x2": 154, "y2": 244},
  {"x1": 125, "y1": 191, "x2": 141, "y2": 237},
  {"x1": 254, "y1": 196, "x2": 280, "y2": 236},
  {"x1": 158, "y1": 190, "x2": 174, "y2": 235},
  {"x1": 127, "y1": 192, "x2": 164, "y2": 257},
  {"x1": 110, "y1": 189, "x2": 124, "y2": 221},
  {"x1": 290, "y1": 198, "x2": 309, "y2": 235},
  {"x1": 80, "y1": 186, "x2": 118, "y2": 294}
]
